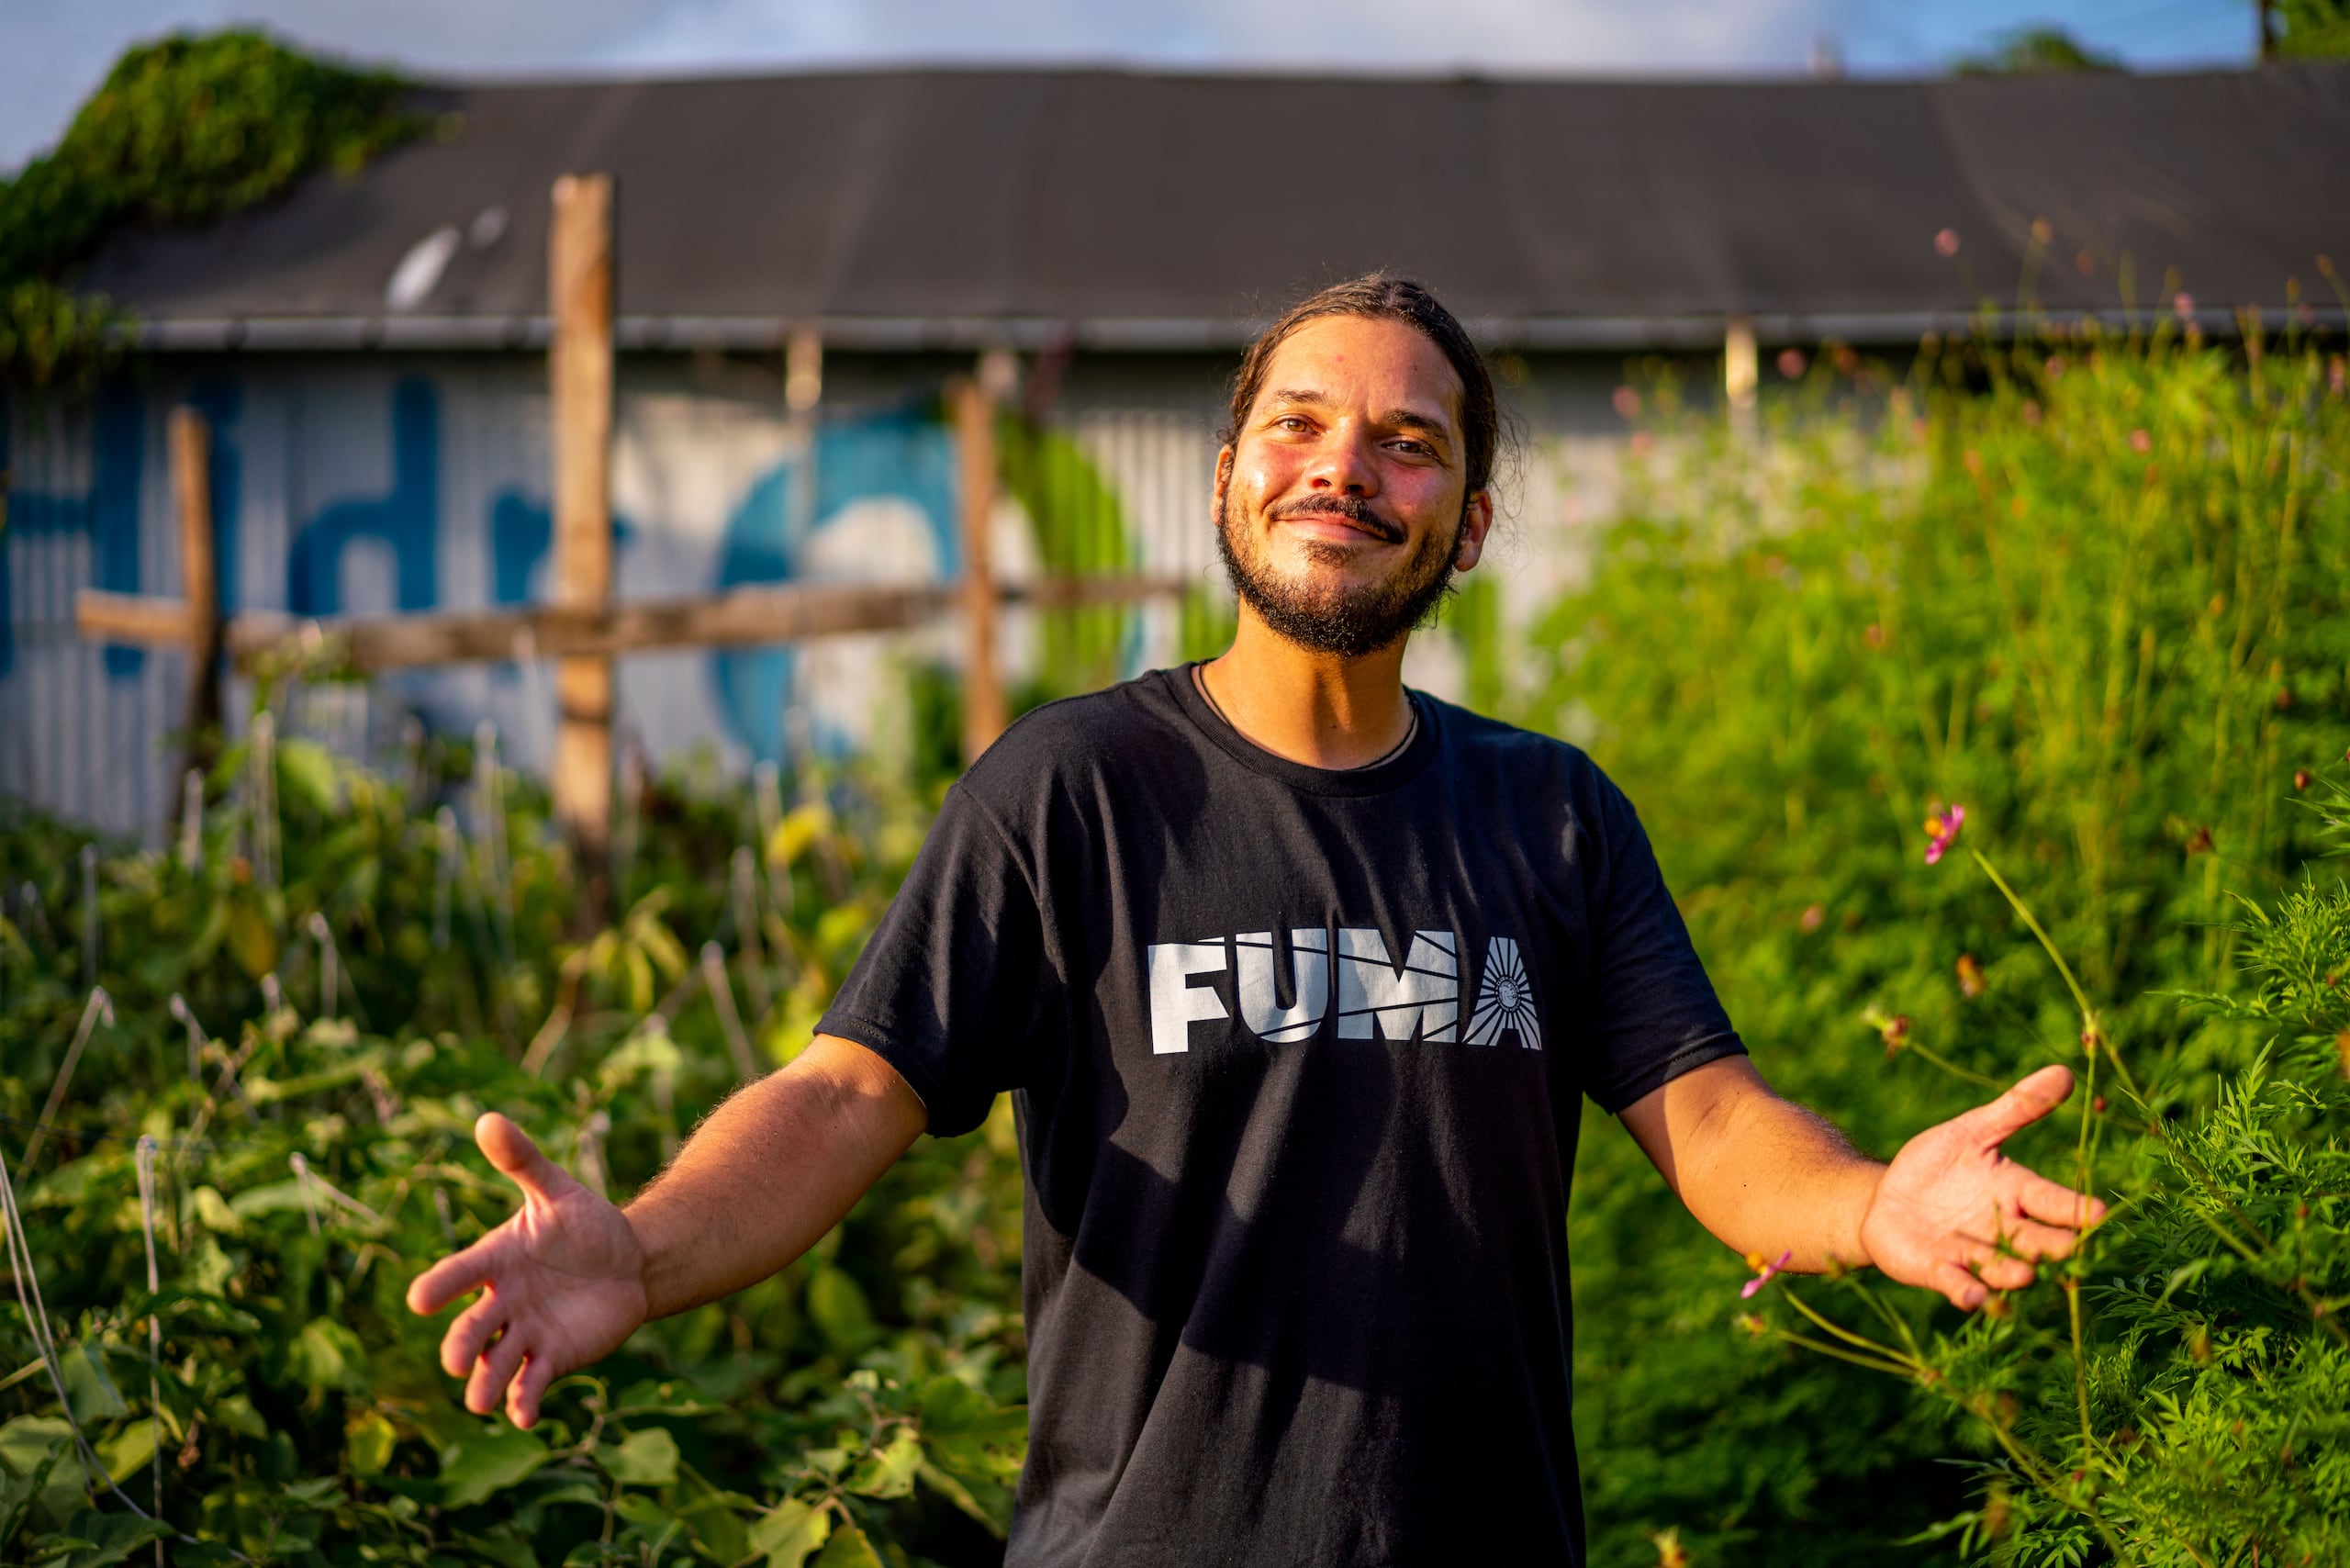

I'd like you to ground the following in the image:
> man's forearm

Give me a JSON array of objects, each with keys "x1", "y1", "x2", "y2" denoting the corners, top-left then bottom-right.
[
  {"x1": 1620, "y1": 1057, "x2": 1883, "y2": 1273},
  {"x1": 625, "y1": 1033, "x2": 927, "y2": 1319}
]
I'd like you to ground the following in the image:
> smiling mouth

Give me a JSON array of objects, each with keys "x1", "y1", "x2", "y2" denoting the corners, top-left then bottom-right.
[{"x1": 1270, "y1": 501, "x2": 1404, "y2": 545}]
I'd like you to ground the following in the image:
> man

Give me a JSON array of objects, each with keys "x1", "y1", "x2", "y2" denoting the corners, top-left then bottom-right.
[{"x1": 408, "y1": 274, "x2": 2103, "y2": 1565}]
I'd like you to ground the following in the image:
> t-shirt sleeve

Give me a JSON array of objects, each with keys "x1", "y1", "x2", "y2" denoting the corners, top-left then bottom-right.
[
  {"x1": 1578, "y1": 773, "x2": 1747, "y2": 1113},
  {"x1": 816, "y1": 781, "x2": 1054, "y2": 1137}
]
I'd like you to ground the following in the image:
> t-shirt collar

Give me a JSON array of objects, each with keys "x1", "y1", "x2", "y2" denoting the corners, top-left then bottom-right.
[{"x1": 1163, "y1": 662, "x2": 1439, "y2": 798}]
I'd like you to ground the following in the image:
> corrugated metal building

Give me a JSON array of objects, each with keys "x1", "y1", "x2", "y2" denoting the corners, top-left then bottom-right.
[{"x1": 7, "y1": 62, "x2": 2346, "y2": 834}]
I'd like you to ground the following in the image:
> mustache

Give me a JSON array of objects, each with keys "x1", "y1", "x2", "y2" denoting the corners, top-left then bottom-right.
[{"x1": 1267, "y1": 494, "x2": 1404, "y2": 544}]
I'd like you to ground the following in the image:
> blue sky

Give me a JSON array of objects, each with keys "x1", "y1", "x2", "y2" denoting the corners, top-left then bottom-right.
[{"x1": 0, "y1": 0, "x2": 2260, "y2": 174}]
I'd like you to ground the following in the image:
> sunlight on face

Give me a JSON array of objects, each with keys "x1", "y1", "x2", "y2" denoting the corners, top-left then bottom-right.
[{"x1": 1215, "y1": 314, "x2": 1490, "y2": 657}]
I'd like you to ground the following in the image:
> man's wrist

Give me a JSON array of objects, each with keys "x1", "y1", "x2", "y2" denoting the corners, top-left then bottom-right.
[
  {"x1": 1842, "y1": 1161, "x2": 1888, "y2": 1271},
  {"x1": 621, "y1": 1200, "x2": 679, "y2": 1322}
]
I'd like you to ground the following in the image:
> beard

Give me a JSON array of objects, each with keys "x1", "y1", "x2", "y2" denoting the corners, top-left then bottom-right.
[{"x1": 1214, "y1": 489, "x2": 1466, "y2": 659}]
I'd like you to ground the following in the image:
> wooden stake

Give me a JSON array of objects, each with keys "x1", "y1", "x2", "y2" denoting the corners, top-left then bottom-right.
[
  {"x1": 952, "y1": 375, "x2": 1007, "y2": 762},
  {"x1": 1724, "y1": 314, "x2": 1759, "y2": 445},
  {"x1": 170, "y1": 408, "x2": 222, "y2": 780},
  {"x1": 77, "y1": 571, "x2": 1182, "y2": 670},
  {"x1": 551, "y1": 174, "x2": 616, "y2": 914}
]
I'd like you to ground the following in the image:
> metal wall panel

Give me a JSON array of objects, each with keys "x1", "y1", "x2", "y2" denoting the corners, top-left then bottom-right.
[{"x1": 2, "y1": 350, "x2": 1627, "y2": 835}]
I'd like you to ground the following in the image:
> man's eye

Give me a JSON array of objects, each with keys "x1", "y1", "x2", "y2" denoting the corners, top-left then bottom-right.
[
  {"x1": 1389, "y1": 439, "x2": 1433, "y2": 456},
  {"x1": 1276, "y1": 416, "x2": 1312, "y2": 432}
]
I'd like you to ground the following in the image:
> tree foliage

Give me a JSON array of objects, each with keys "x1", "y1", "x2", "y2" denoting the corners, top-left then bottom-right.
[{"x1": 0, "y1": 31, "x2": 431, "y2": 387}]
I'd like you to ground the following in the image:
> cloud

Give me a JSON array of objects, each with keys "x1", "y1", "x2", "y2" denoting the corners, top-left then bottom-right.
[
  {"x1": 597, "y1": 0, "x2": 1833, "y2": 75},
  {"x1": 3, "y1": 0, "x2": 1844, "y2": 170},
  {"x1": 0, "y1": 0, "x2": 2253, "y2": 174}
]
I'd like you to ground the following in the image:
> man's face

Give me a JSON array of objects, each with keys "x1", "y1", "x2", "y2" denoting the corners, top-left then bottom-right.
[{"x1": 1214, "y1": 314, "x2": 1493, "y2": 659}]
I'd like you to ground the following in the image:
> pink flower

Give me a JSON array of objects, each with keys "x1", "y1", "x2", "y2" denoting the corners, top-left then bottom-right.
[
  {"x1": 2173, "y1": 291, "x2": 2196, "y2": 320},
  {"x1": 1612, "y1": 386, "x2": 1641, "y2": 420},
  {"x1": 1741, "y1": 1250, "x2": 1794, "y2": 1299},
  {"x1": 1923, "y1": 803, "x2": 1965, "y2": 866},
  {"x1": 1776, "y1": 347, "x2": 1807, "y2": 379},
  {"x1": 2130, "y1": 429, "x2": 2151, "y2": 454},
  {"x1": 1934, "y1": 228, "x2": 1962, "y2": 258}
]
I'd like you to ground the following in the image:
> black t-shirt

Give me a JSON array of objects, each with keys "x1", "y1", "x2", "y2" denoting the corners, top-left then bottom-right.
[{"x1": 818, "y1": 666, "x2": 1744, "y2": 1568}]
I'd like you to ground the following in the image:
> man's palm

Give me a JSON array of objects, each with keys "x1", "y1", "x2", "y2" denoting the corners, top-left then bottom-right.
[
  {"x1": 406, "y1": 1113, "x2": 650, "y2": 1427},
  {"x1": 1860, "y1": 1064, "x2": 2106, "y2": 1310}
]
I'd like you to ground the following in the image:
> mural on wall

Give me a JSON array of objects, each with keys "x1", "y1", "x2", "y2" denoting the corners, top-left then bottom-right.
[
  {"x1": 1, "y1": 364, "x2": 1203, "y2": 831},
  {"x1": 0, "y1": 387, "x2": 146, "y2": 681}
]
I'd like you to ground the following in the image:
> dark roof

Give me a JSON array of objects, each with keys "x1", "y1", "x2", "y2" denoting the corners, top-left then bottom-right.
[{"x1": 84, "y1": 62, "x2": 2350, "y2": 352}]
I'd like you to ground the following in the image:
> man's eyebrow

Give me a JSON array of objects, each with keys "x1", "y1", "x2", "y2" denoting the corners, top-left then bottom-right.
[
  {"x1": 1260, "y1": 387, "x2": 1331, "y2": 410},
  {"x1": 1381, "y1": 409, "x2": 1453, "y2": 439}
]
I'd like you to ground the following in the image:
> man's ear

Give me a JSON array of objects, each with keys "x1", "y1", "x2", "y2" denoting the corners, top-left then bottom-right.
[
  {"x1": 1212, "y1": 444, "x2": 1235, "y2": 510},
  {"x1": 1453, "y1": 489, "x2": 1496, "y2": 572}
]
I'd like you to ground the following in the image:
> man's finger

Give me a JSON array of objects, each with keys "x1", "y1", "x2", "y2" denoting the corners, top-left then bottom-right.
[
  {"x1": 1930, "y1": 1260, "x2": 1987, "y2": 1311},
  {"x1": 466, "y1": 1325, "x2": 530, "y2": 1417},
  {"x1": 1983, "y1": 1216, "x2": 2081, "y2": 1263},
  {"x1": 1957, "y1": 1243, "x2": 2037, "y2": 1294},
  {"x1": 508, "y1": 1352, "x2": 560, "y2": 1429},
  {"x1": 2014, "y1": 1170, "x2": 2107, "y2": 1232},
  {"x1": 1974, "y1": 1260, "x2": 2030, "y2": 1297},
  {"x1": 408, "y1": 1229, "x2": 509, "y2": 1317},
  {"x1": 1961, "y1": 1063, "x2": 2076, "y2": 1145},
  {"x1": 440, "y1": 1291, "x2": 507, "y2": 1379},
  {"x1": 476, "y1": 1112, "x2": 573, "y2": 1202}
]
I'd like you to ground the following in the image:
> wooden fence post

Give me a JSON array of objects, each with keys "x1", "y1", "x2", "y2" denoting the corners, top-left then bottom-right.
[
  {"x1": 952, "y1": 375, "x2": 1007, "y2": 763},
  {"x1": 1724, "y1": 314, "x2": 1758, "y2": 444},
  {"x1": 170, "y1": 408, "x2": 222, "y2": 782},
  {"x1": 551, "y1": 174, "x2": 616, "y2": 918}
]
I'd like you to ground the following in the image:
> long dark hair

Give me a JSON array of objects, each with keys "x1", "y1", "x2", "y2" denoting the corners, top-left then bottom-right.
[{"x1": 1221, "y1": 273, "x2": 1500, "y2": 497}]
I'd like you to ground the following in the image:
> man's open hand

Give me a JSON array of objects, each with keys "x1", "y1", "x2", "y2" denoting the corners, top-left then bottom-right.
[
  {"x1": 406, "y1": 1112, "x2": 650, "y2": 1428},
  {"x1": 1860, "y1": 1064, "x2": 2107, "y2": 1310}
]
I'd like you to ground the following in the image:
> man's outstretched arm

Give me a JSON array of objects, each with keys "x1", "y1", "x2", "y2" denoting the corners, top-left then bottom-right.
[
  {"x1": 405, "y1": 1033, "x2": 926, "y2": 1427},
  {"x1": 1617, "y1": 1056, "x2": 2106, "y2": 1309}
]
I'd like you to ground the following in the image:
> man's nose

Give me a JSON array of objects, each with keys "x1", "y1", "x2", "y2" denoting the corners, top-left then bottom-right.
[{"x1": 1303, "y1": 424, "x2": 1379, "y2": 497}]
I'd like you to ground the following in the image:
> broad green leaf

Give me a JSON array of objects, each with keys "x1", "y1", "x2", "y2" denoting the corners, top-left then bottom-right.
[
  {"x1": 213, "y1": 1394, "x2": 267, "y2": 1439},
  {"x1": 747, "y1": 1499, "x2": 829, "y2": 1568},
  {"x1": 275, "y1": 737, "x2": 339, "y2": 812},
  {"x1": 598, "y1": 1428, "x2": 678, "y2": 1486},
  {"x1": 60, "y1": 1345, "x2": 128, "y2": 1425},
  {"x1": 123, "y1": 1286, "x2": 257, "y2": 1335},
  {"x1": 285, "y1": 1318, "x2": 369, "y2": 1394},
  {"x1": 805, "y1": 1267, "x2": 878, "y2": 1357},
  {"x1": 229, "y1": 1178, "x2": 313, "y2": 1218},
  {"x1": 97, "y1": 1419, "x2": 156, "y2": 1485},
  {"x1": 438, "y1": 1420, "x2": 549, "y2": 1508},
  {"x1": 346, "y1": 1409, "x2": 397, "y2": 1476},
  {"x1": 188, "y1": 1187, "x2": 243, "y2": 1234},
  {"x1": 612, "y1": 1379, "x2": 721, "y2": 1417},
  {"x1": 612, "y1": 1494, "x2": 675, "y2": 1532},
  {"x1": 768, "y1": 805, "x2": 829, "y2": 868},
  {"x1": 46, "y1": 1508, "x2": 171, "y2": 1568},
  {"x1": 0, "y1": 1417, "x2": 70, "y2": 1548},
  {"x1": 915, "y1": 1460, "x2": 1007, "y2": 1539},
  {"x1": 226, "y1": 896, "x2": 279, "y2": 978},
  {"x1": 678, "y1": 1495, "x2": 750, "y2": 1565},
  {"x1": 845, "y1": 1429, "x2": 920, "y2": 1500},
  {"x1": 453, "y1": 1529, "x2": 540, "y2": 1568},
  {"x1": 808, "y1": 1524, "x2": 882, "y2": 1568}
]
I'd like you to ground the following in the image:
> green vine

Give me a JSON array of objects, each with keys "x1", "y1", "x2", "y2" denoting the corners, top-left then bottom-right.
[{"x1": 0, "y1": 30, "x2": 437, "y2": 390}]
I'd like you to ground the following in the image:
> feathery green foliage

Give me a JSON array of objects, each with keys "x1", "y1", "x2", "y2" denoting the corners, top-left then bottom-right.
[
  {"x1": 1523, "y1": 319, "x2": 2350, "y2": 1562},
  {"x1": 0, "y1": 31, "x2": 431, "y2": 387}
]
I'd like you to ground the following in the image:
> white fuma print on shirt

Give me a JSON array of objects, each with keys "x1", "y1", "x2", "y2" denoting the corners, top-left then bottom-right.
[{"x1": 1147, "y1": 930, "x2": 1541, "y2": 1055}]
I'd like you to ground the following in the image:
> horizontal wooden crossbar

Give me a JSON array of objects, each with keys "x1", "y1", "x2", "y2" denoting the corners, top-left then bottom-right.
[{"x1": 75, "y1": 573, "x2": 1192, "y2": 673}]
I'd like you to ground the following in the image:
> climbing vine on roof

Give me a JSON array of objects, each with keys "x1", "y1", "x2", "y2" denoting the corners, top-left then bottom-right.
[{"x1": 0, "y1": 29, "x2": 438, "y2": 389}]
